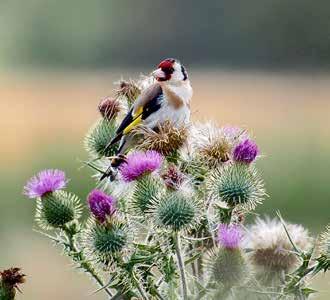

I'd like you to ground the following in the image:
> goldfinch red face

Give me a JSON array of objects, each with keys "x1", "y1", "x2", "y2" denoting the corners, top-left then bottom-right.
[{"x1": 152, "y1": 58, "x2": 188, "y2": 83}]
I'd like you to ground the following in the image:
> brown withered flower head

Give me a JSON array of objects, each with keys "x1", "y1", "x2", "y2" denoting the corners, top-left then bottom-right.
[
  {"x1": 133, "y1": 121, "x2": 189, "y2": 156},
  {"x1": 115, "y1": 79, "x2": 141, "y2": 106},
  {"x1": 1, "y1": 267, "x2": 26, "y2": 291},
  {"x1": 191, "y1": 122, "x2": 248, "y2": 168},
  {"x1": 199, "y1": 138, "x2": 231, "y2": 166},
  {"x1": 98, "y1": 96, "x2": 121, "y2": 121},
  {"x1": 161, "y1": 164, "x2": 185, "y2": 189}
]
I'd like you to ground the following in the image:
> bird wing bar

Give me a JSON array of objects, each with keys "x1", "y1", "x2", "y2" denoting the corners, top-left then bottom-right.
[
  {"x1": 108, "y1": 83, "x2": 163, "y2": 147},
  {"x1": 107, "y1": 108, "x2": 143, "y2": 146},
  {"x1": 119, "y1": 84, "x2": 163, "y2": 135},
  {"x1": 116, "y1": 107, "x2": 134, "y2": 134}
]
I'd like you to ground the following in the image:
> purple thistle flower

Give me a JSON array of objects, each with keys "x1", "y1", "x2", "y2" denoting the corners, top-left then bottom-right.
[
  {"x1": 119, "y1": 150, "x2": 163, "y2": 182},
  {"x1": 23, "y1": 169, "x2": 67, "y2": 199},
  {"x1": 233, "y1": 139, "x2": 259, "y2": 164},
  {"x1": 217, "y1": 224, "x2": 243, "y2": 249},
  {"x1": 88, "y1": 189, "x2": 116, "y2": 223},
  {"x1": 161, "y1": 164, "x2": 185, "y2": 190}
]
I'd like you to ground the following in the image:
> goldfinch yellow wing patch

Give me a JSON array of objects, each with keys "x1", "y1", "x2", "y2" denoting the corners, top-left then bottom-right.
[{"x1": 123, "y1": 106, "x2": 143, "y2": 135}]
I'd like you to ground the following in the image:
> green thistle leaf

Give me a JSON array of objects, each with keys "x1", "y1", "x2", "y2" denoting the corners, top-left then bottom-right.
[
  {"x1": 36, "y1": 191, "x2": 82, "y2": 230},
  {"x1": 208, "y1": 163, "x2": 266, "y2": 210},
  {"x1": 84, "y1": 118, "x2": 118, "y2": 157}
]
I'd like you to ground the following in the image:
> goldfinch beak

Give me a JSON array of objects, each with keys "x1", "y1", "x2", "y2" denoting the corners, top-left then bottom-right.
[{"x1": 152, "y1": 68, "x2": 166, "y2": 81}]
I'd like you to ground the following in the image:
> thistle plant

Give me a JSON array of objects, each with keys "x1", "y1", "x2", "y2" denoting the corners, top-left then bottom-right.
[
  {"x1": 0, "y1": 268, "x2": 26, "y2": 300},
  {"x1": 23, "y1": 76, "x2": 329, "y2": 300}
]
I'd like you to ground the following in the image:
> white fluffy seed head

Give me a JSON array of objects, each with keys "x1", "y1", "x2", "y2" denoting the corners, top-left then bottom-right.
[{"x1": 246, "y1": 217, "x2": 313, "y2": 272}]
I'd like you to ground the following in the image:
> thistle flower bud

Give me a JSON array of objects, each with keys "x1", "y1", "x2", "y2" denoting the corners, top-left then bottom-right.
[
  {"x1": 82, "y1": 219, "x2": 128, "y2": 264},
  {"x1": 208, "y1": 164, "x2": 266, "y2": 210},
  {"x1": 119, "y1": 150, "x2": 163, "y2": 182},
  {"x1": 84, "y1": 118, "x2": 118, "y2": 157},
  {"x1": 98, "y1": 96, "x2": 121, "y2": 120},
  {"x1": 246, "y1": 218, "x2": 312, "y2": 273},
  {"x1": 88, "y1": 189, "x2": 116, "y2": 223},
  {"x1": 233, "y1": 139, "x2": 259, "y2": 164},
  {"x1": 36, "y1": 191, "x2": 82, "y2": 229},
  {"x1": 155, "y1": 192, "x2": 198, "y2": 231},
  {"x1": 217, "y1": 224, "x2": 243, "y2": 249},
  {"x1": 115, "y1": 79, "x2": 140, "y2": 106},
  {"x1": 161, "y1": 164, "x2": 185, "y2": 190},
  {"x1": 133, "y1": 121, "x2": 188, "y2": 157},
  {"x1": 131, "y1": 175, "x2": 162, "y2": 215},
  {"x1": 0, "y1": 268, "x2": 25, "y2": 300},
  {"x1": 206, "y1": 247, "x2": 250, "y2": 288}
]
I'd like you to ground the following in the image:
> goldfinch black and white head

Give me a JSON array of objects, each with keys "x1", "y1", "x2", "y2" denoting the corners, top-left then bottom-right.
[{"x1": 152, "y1": 58, "x2": 188, "y2": 83}]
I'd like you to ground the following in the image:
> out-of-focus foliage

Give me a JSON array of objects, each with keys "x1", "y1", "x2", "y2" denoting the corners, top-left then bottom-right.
[{"x1": 1, "y1": 0, "x2": 330, "y2": 69}]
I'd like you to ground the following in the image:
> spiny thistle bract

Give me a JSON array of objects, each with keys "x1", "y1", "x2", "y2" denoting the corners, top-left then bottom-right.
[
  {"x1": 36, "y1": 191, "x2": 82, "y2": 229},
  {"x1": 317, "y1": 224, "x2": 330, "y2": 271},
  {"x1": 23, "y1": 73, "x2": 329, "y2": 300},
  {"x1": 208, "y1": 163, "x2": 266, "y2": 210},
  {"x1": 84, "y1": 118, "x2": 118, "y2": 157},
  {"x1": 206, "y1": 248, "x2": 250, "y2": 289},
  {"x1": 153, "y1": 191, "x2": 199, "y2": 231},
  {"x1": 130, "y1": 174, "x2": 163, "y2": 215},
  {"x1": 319, "y1": 224, "x2": 330, "y2": 258},
  {"x1": 82, "y1": 218, "x2": 129, "y2": 265}
]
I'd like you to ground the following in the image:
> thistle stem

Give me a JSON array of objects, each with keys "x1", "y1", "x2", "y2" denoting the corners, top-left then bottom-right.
[
  {"x1": 63, "y1": 228, "x2": 113, "y2": 298},
  {"x1": 132, "y1": 271, "x2": 149, "y2": 300},
  {"x1": 173, "y1": 231, "x2": 188, "y2": 300}
]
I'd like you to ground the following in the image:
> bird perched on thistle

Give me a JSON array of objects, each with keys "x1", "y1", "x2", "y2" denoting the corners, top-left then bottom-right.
[{"x1": 101, "y1": 58, "x2": 193, "y2": 180}]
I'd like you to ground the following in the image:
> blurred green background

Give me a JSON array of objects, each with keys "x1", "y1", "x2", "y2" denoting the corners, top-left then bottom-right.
[{"x1": 0, "y1": 1, "x2": 329, "y2": 299}]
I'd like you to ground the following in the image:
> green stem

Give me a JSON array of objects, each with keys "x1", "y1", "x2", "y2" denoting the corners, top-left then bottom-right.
[
  {"x1": 173, "y1": 231, "x2": 188, "y2": 300},
  {"x1": 63, "y1": 227, "x2": 113, "y2": 298},
  {"x1": 188, "y1": 243, "x2": 197, "y2": 278},
  {"x1": 132, "y1": 271, "x2": 149, "y2": 300}
]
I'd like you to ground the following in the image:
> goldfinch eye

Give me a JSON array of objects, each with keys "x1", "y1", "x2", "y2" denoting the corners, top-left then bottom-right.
[{"x1": 162, "y1": 67, "x2": 174, "y2": 74}]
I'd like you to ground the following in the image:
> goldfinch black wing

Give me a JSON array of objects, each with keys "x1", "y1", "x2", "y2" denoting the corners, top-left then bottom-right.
[{"x1": 106, "y1": 83, "x2": 163, "y2": 147}]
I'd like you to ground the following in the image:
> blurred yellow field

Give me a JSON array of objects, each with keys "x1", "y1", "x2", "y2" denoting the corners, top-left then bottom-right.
[{"x1": 2, "y1": 70, "x2": 330, "y2": 158}]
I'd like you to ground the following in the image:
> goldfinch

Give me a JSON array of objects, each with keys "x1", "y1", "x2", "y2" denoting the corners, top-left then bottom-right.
[{"x1": 101, "y1": 58, "x2": 193, "y2": 180}]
